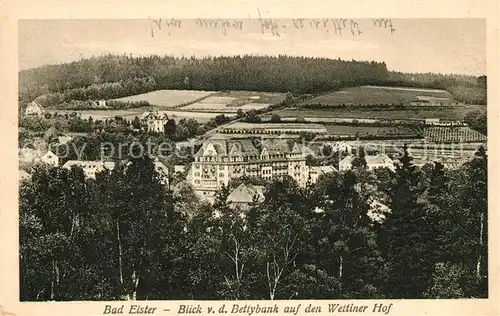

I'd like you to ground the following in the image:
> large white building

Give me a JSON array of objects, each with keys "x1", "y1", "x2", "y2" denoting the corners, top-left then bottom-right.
[{"x1": 190, "y1": 135, "x2": 309, "y2": 198}]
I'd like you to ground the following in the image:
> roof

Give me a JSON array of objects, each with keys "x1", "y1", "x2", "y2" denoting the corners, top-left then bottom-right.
[
  {"x1": 310, "y1": 165, "x2": 338, "y2": 174},
  {"x1": 195, "y1": 135, "x2": 302, "y2": 157},
  {"x1": 62, "y1": 160, "x2": 115, "y2": 170},
  {"x1": 19, "y1": 169, "x2": 31, "y2": 181},
  {"x1": 341, "y1": 154, "x2": 393, "y2": 165},
  {"x1": 366, "y1": 154, "x2": 393, "y2": 165},
  {"x1": 221, "y1": 122, "x2": 328, "y2": 134},
  {"x1": 227, "y1": 183, "x2": 265, "y2": 204},
  {"x1": 141, "y1": 110, "x2": 168, "y2": 120},
  {"x1": 27, "y1": 101, "x2": 41, "y2": 108},
  {"x1": 42, "y1": 151, "x2": 57, "y2": 158}
]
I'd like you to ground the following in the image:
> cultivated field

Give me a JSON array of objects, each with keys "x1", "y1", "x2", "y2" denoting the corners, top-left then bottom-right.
[
  {"x1": 424, "y1": 126, "x2": 487, "y2": 143},
  {"x1": 300, "y1": 86, "x2": 456, "y2": 106},
  {"x1": 113, "y1": 90, "x2": 217, "y2": 108},
  {"x1": 266, "y1": 104, "x2": 485, "y2": 122},
  {"x1": 325, "y1": 125, "x2": 419, "y2": 138},
  {"x1": 178, "y1": 91, "x2": 285, "y2": 113}
]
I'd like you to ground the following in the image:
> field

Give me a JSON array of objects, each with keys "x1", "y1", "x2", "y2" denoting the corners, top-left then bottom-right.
[
  {"x1": 424, "y1": 126, "x2": 487, "y2": 143},
  {"x1": 300, "y1": 86, "x2": 456, "y2": 106},
  {"x1": 265, "y1": 104, "x2": 485, "y2": 122},
  {"x1": 48, "y1": 109, "x2": 235, "y2": 123},
  {"x1": 325, "y1": 125, "x2": 418, "y2": 137},
  {"x1": 113, "y1": 90, "x2": 217, "y2": 108},
  {"x1": 178, "y1": 91, "x2": 284, "y2": 113}
]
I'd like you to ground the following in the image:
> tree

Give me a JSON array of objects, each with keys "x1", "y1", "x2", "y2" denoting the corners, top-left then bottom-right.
[
  {"x1": 351, "y1": 146, "x2": 367, "y2": 169},
  {"x1": 311, "y1": 172, "x2": 385, "y2": 298},
  {"x1": 249, "y1": 178, "x2": 310, "y2": 299},
  {"x1": 243, "y1": 110, "x2": 261, "y2": 123},
  {"x1": 20, "y1": 165, "x2": 93, "y2": 300},
  {"x1": 270, "y1": 114, "x2": 281, "y2": 123},
  {"x1": 455, "y1": 146, "x2": 488, "y2": 297},
  {"x1": 236, "y1": 109, "x2": 244, "y2": 119},
  {"x1": 164, "y1": 119, "x2": 177, "y2": 137},
  {"x1": 424, "y1": 262, "x2": 467, "y2": 299},
  {"x1": 382, "y1": 144, "x2": 436, "y2": 298}
]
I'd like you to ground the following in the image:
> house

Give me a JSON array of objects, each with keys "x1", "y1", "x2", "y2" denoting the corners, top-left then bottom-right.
[
  {"x1": 41, "y1": 150, "x2": 59, "y2": 167},
  {"x1": 98, "y1": 100, "x2": 107, "y2": 107},
  {"x1": 226, "y1": 183, "x2": 265, "y2": 208},
  {"x1": 62, "y1": 160, "x2": 116, "y2": 179},
  {"x1": 339, "y1": 153, "x2": 395, "y2": 171},
  {"x1": 190, "y1": 134, "x2": 310, "y2": 198},
  {"x1": 25, "y1": 101, "x2": 43, "y2": 116},
  {"x1": 308, "y1": 165, "x2": 337, "y2": 183},
  {"x1": 142, "y1": 111, "x2": 169, "y2": 133}
]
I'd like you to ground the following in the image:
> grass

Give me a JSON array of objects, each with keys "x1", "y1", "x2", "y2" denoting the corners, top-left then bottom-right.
[
  {"x1": 299, "y1": 86, "x2": 455, "y2": 106},
  {"x1": 114, "y1": 90, "x2": 216, "y2": 108}
]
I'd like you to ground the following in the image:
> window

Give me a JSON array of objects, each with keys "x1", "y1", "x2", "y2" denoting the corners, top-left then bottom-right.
[
  {"x1": 195, "y1": 172, "x2": 200, "y2": 177},
  {"x1": 195, "y1": 180, "x2": 200, "y2": 184},
  {"x1": 219, "y1": 173, "x2": 224, "y2": 177},
  {"x1": 219, "y1": 165, "x2": 224, "y2": 170}
]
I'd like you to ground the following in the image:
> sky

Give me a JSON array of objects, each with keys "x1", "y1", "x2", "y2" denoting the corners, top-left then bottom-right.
[{"x1": 18, "y1": 19, "x2": 486, "y2": 76}]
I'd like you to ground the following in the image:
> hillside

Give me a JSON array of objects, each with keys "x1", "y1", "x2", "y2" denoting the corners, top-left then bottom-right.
[
  {"x1": 19, "y1": 54, "x2": 487, "y2": 110},
  {"x1": 19, "y1": 54, "x2": 389, "y2": 106}
]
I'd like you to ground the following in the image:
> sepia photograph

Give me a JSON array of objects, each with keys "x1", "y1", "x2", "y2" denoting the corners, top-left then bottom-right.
[{"x1": 16, "y1": 17, "x2": 489, "y2": 303}]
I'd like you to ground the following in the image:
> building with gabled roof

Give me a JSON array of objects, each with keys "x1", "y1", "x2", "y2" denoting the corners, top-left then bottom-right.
[
  {"x1": 25, "y1": 101, "x2": 43, "y2": 117},
  {"x1": 308, "y1": 165, "x2": 337, "y2": 183},
  {"x1": 190, "y1": 134, "x2": 309, "y2": 198},
  {"x1": 62, "y1": 160, "x2": 116, "y2": 179},
  {"x1": 142, "y1": 110, "x2": 169, "y2": 133},
  {"x1": 41, "y1": 150, "x2": 59, "y2": 167},
  {"x1": 226, "y1": 183, "x2": 265, "y2": 208},
  {"x1": 339, "y1": 153, "x2": 395, "y2": 172}
]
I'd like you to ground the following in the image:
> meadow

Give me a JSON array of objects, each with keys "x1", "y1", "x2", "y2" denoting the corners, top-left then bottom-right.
[
  {"x1": 300, "y1": 86, "x2": 456, "y2": 106},
  {"x1": 113, "y1": 90, "x2": 217, "y2": 108}
]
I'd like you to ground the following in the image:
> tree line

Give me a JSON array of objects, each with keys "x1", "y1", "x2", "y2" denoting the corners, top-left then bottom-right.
[
  {"x1": 19, "y1": 54, "x2": 388, "y2": 104},
  {"x1": 20, "y1": 55, "x2": 486, "y2": 110},
  {"x1": 20, "y1": 146, "x2": 488, "y2": 300}
]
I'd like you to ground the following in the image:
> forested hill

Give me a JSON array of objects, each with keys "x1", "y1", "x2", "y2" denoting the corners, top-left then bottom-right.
[
  {"x1": 19, "y1": 54, "x2": 389, "y2": 103},
  {"x1": 19, "y1": 54, "x2": 486, "y2": 106}
]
